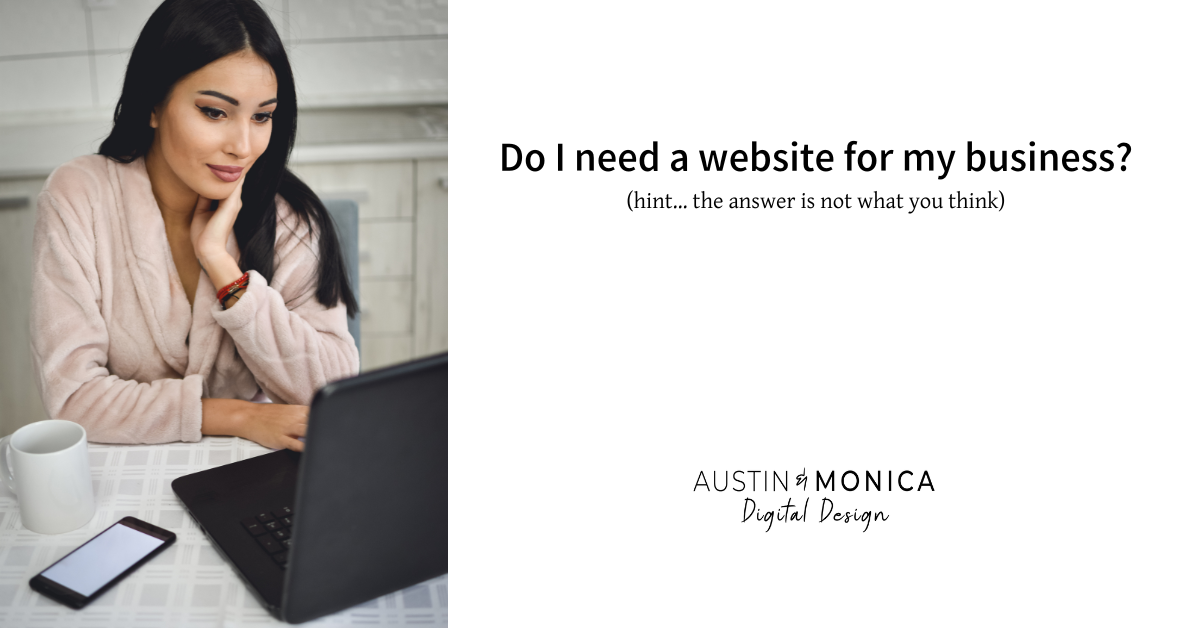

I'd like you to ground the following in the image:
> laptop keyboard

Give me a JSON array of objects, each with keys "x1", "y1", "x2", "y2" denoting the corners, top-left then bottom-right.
[{"x1": 240, "y1": 506, "x2": 294, "y2": 568}]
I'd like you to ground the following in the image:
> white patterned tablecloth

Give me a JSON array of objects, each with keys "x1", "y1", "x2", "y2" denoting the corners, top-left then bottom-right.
[{"x1": 0, "y1": 436, "x2": 447, "y2": 627}]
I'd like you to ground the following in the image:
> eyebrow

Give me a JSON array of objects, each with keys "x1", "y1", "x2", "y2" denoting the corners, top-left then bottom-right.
[{"x1": 198, "y1": 90, "x2": 278, "y2": 107}]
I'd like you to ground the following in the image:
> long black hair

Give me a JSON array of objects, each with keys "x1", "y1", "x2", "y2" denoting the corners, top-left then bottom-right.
[{"x1": 99, "y1": 0, "x2": 358, "y2": 318}]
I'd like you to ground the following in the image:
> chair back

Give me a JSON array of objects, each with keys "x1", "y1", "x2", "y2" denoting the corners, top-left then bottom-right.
[{"x1": 323, "y1": 199, "x2": 361, "y2": 357}]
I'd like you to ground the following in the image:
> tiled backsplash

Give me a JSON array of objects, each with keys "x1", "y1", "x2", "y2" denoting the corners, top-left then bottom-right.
[
  {"x1": 0, "y1": 0, "x2": 448, "y2": 177},
  {"x1": 0, "y1": 0, "x2": 447, "y2": 114}
]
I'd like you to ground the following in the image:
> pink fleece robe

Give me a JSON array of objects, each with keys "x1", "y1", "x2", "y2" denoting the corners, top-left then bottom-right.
[{"x1": 30, "y1": 155, "x2": 360, "y2": 444}]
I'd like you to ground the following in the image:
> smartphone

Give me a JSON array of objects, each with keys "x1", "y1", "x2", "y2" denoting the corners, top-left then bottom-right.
[{"x1": 29, "y1": 516, "x2": 176, "y2": 609}]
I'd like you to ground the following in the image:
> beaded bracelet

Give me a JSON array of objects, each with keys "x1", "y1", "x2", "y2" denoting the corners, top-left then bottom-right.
[{"x1": 217, "y1": 272, "x2": 249, "y2": 302}]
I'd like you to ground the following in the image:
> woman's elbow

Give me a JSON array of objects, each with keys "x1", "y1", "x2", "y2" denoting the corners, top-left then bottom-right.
[{"x1": 323, "y1": 332, "x2": 360, "y2": 381}]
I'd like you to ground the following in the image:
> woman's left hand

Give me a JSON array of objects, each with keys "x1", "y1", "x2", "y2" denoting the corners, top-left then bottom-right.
[{"x1": 191, "y1": 173, "x2": 245, "y2": 270}]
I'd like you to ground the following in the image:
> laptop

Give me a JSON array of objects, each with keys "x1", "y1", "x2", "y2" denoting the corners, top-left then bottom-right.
[{"x1": 172, "y1": 353, "x2": 447, "y2": 624}]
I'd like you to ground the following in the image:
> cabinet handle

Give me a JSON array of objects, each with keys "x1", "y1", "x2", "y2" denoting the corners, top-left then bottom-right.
[{"x1": 0, "y1": 197, "x2": 29, "y2": 210}]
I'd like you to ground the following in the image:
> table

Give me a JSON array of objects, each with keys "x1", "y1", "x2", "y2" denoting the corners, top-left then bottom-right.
[{"x1": 0, "y1": 436, "x2": 448, "y2": 627}]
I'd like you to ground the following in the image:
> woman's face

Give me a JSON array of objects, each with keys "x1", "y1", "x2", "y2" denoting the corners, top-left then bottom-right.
[{"x1": 149, "y1": 49, "x2": 278, "y2": 200}]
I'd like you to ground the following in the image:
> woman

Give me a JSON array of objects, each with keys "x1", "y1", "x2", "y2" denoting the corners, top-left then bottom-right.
[{"x1": 30, "y1": 0, "x2": 359, "y2": 453}]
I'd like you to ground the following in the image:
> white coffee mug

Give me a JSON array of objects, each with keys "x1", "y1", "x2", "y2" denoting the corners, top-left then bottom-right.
[{"x1": 0, "y1": 420, "x2": 95, "y2": 534}]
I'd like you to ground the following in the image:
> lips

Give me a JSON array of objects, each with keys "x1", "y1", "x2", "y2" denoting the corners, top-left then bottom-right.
[{"x1": 207, "y1": 164, "x2": 243, "y2": 183}]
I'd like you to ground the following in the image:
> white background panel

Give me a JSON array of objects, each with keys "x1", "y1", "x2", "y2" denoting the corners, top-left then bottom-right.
[{"x1": 450, "y1": 0, "x2": 1199, "y2": 626}]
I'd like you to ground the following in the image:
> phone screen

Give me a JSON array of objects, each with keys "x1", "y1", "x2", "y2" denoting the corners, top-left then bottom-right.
[{"x1": 39, "y1": 522, "x2": 168, "y2": 596}]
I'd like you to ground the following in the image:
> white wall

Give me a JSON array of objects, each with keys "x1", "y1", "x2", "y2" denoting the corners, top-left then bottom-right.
[{"x1": 0, "y1": 0, "x2": 448, "y2": 437}]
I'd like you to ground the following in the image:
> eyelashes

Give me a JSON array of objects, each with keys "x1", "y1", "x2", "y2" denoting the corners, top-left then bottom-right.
[
  {"x1": 196, "y1": 105, "x2": 273, "y2": 124},
  {"x1": 197, "y1": 105, "x2": 221, "y2": 120}
]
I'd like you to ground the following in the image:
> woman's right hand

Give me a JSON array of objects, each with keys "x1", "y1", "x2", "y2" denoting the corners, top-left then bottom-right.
[
  {"x1": 201, "y1": 398, "x2": 308, "y2": 452},
  {"x1": 238, "y1": 403, "x2": 308, "y2": 452}
]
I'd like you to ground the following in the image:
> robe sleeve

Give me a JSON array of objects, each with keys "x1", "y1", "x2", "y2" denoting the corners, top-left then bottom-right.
[
  {"x1": 209, "y1": 199, "x2": 360, "y2": 406},
  {"x1": 30, "y1": 166, "x2": 205, "y2": 444}
]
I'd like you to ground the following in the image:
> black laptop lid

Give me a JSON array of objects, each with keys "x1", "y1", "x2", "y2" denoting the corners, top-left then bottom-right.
[{"x1": 282, "y1": 353, "x2": 448, "y2": 624}]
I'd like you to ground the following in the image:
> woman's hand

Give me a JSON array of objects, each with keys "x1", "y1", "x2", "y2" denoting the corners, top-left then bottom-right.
[
  {"x1": 190, "y1": 174, "x2": 246, "y2": 279},
  {"x1": 238, "y1": 403, "x2": 309, "y2": 452},
  {"x1": 201, "y1": 398, "x2": 309, "y2": 452}
]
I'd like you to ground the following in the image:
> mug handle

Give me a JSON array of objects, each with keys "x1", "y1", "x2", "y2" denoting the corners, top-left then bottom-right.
[{"x1": 0, "y1": 435, "x2": 16, "y2": 494}]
